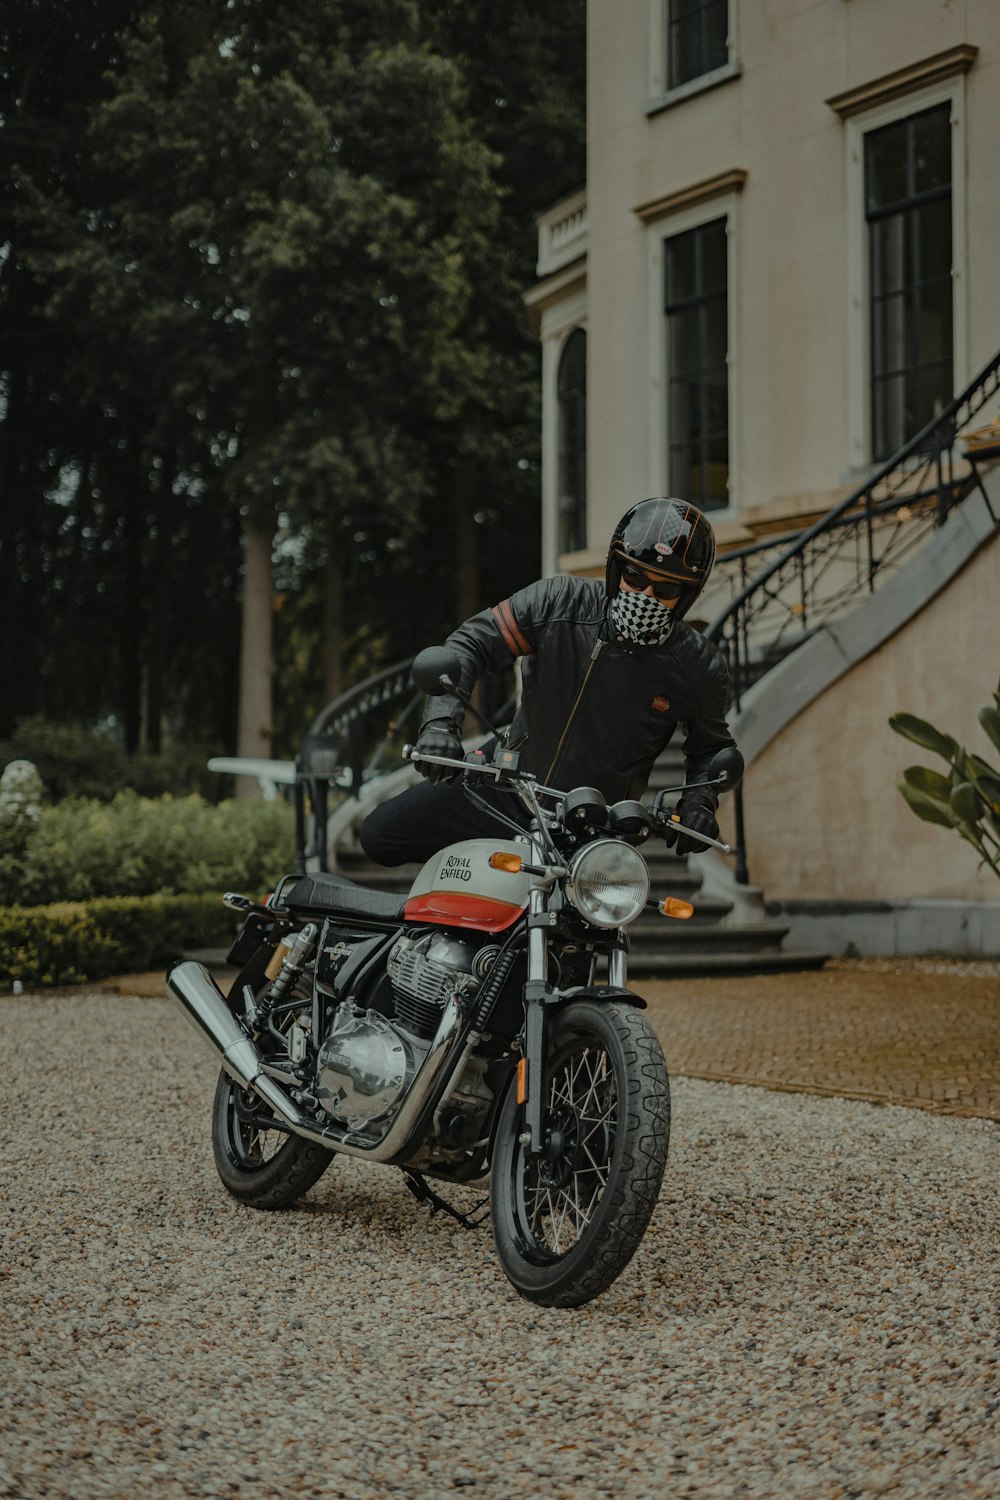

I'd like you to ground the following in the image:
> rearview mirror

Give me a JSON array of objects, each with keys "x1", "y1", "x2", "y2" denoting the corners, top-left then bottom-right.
[
  {"x1": 411, "y1": 646, "x2": 464, "y2": 697},
  {"x1": 707, "y1": 746, "x2": 744, "y2": 792}
]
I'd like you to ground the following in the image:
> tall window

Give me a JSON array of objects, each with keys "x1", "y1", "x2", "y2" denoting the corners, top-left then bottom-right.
[
  {"x1": 557, "y1": 329, "x2": 587, "y2": 554},
  {"x1": 664, "y1": 217, "x2": 729, "y2": 511},
  {"x1": 668, "y1": 0, "x2": 728, "y2": 91},
  {"x1": 865, "y1": 102, "x2": 953, "y2": 460}
]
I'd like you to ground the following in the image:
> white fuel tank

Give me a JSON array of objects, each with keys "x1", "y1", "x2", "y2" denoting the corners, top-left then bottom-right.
[{"x1": 404, "y1": 839, "x2": 531, "y2": 933}]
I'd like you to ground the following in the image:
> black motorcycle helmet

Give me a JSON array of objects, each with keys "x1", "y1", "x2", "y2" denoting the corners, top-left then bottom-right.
[{"x1": 605, "y1": 498, "x2": 717, "y2": 620}]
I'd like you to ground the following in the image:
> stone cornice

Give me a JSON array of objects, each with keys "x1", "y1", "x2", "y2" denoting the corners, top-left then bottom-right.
[
  {"x1": 825, "y1": 44, "x2": 978, "y2": 118},
  {"x1": 634, "y1": 169, "x2": 747, "y2": 226}
]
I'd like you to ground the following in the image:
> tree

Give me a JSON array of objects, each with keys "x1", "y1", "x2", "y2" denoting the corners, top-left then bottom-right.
[{"x1": 3, "y1": 1, "x2": 586, "y2": 762}]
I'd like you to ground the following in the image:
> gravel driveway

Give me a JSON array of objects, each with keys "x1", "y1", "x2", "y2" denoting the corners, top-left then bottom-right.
[{"x1": 2, "y1": 992, "x2": 997, "y2": 1499}]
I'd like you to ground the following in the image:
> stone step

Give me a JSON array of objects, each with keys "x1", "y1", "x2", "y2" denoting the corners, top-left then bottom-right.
[
  {"x1": 626, "y1": 948, "x2": 831, "y2": 978},
  {"x1": 627, "y1": 919, "x2": 789, "y2": 954}
]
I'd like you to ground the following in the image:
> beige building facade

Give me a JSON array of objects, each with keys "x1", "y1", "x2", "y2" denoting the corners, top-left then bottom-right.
[
  {"x1": 527, "y1": 0, "x2": 1000, "y2": 943},
  {"x1": 529, "y1": 0, "x2": 1000, "y2": 575}
]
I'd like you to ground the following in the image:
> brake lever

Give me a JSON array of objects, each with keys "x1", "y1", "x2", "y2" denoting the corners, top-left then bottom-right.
[
  {"x1": 652, "y1": 811, "x2": 732, "y2": 854},
  {"x1": 402, "y1": 745, "x2": 505, "y2": 781}
]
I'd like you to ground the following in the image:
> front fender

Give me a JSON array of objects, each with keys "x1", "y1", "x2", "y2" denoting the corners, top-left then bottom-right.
[{"x1": 555, "y1": 984, "x2": 647, "y2": 1010}]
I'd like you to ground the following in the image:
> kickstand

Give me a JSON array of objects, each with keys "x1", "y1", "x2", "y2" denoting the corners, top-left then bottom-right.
[{"x1": 401, "y1": 1170, "x2": 490, "y2": 1231}]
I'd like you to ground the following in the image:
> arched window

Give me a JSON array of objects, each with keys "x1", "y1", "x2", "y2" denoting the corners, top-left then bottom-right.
[{"x1": 557, "y1": 328, "x2": 587, "y2": 554}]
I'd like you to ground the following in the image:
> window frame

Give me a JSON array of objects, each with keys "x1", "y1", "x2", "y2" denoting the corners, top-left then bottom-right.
[
  {"x1": 844, "y1": 78, "x2": 967, "y2": 471},
  {"x1": 646, "y1": 191, "x2": 740, "y2": 517},
  {"x1": 647, "y1": 0, "x2": 739, "y2": 114}
]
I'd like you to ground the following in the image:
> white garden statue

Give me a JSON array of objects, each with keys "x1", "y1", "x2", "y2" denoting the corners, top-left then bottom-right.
[{"x1": 0, "y1": 759, "x2": 45, "y2": 822}]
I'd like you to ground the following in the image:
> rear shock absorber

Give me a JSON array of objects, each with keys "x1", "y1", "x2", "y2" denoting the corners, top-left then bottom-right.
[{"x1": 257, "y1": 923, "x2": 318, "y2": 1025}]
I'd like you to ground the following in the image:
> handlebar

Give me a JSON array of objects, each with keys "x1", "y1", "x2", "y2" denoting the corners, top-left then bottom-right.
[{"x1": 401, "y1": 745, "x2": 733, "y2": 855}]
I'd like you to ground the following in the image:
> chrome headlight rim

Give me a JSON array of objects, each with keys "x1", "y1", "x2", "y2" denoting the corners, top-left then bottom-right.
[{"x1": 565, "y1": 839, "x2": 650, "y2": 929}]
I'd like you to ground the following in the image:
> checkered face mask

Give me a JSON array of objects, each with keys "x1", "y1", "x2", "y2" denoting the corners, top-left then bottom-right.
[{"x1": 610, "y1": 587, "x2": 674, "y2": 645}]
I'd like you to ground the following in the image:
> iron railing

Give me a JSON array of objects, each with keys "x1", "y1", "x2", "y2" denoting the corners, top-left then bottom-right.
[
  {"x1": 295, "y1": 352, "x2": 1000, "y2": 877},
  {"x1": 704, "y1": 348, "x2": 1000, "y2": 882},
  {"x1": 294, "y1": 658, "x2": 515, "y2": 870}
]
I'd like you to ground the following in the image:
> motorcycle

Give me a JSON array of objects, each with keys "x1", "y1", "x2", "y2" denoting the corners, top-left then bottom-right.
[{"x1": 167, "y1": 647, "x2": 743, "y2": 1307}]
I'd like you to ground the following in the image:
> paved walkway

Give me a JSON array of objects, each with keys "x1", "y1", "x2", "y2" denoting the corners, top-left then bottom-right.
[
  {"x1": 640, "y1": 958, "x2": 1000, "y2": 1121},
  {"x1": 91, "y1": 956, "x2": 1000, "y2": 1122}
]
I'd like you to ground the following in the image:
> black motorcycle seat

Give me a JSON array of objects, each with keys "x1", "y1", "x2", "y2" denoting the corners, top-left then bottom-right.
[{"x1": 280, "y1": 873, "x2": 406, "y2": 923}]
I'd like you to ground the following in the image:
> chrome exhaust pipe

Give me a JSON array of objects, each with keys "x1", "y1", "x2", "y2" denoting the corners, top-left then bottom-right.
[{"x1": 166, "y1": 960, "x2": 465, "y2": 1163}]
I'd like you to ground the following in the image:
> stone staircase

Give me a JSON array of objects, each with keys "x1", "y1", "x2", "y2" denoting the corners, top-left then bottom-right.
[{"x1": 332, "y1": 745, "x2": 828, "y2": 977}]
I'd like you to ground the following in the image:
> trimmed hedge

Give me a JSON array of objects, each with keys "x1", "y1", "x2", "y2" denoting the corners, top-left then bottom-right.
[
  {"x1": 0, "y1": 791, "x2": 295, "y2": 906},
  {"x1": 0, "y1": 893, "x2": 239, "y2": 989}
]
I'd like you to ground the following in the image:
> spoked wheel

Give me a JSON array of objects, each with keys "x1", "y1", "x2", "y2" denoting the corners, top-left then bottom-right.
[
  {"x1": 212, "y1": 1069, "x2": 333, "y2": 1209},
  {"x1": 490, "y1": 1000, "x2": 670, "y2": 1307},
  {"x1": 210, "y1": 960, "x2": 333, "y2": 1210}
]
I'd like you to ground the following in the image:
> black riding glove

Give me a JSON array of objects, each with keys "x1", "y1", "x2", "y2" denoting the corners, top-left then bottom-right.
[
  {"x1": 663, "y1": 795, "x2": 719, "y2": 856},
  {"x1": 413, "y1": 720, "x2": 464, "y2": 783}
]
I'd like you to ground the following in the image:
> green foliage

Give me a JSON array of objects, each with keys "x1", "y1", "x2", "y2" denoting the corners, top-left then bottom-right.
[
  {"x1": 0, "y1": 718, "x2": 223, "y2": 802},
  {"x1": 0, "y1": 792, "x2": 295, "y2": 906},
  {"x1": 4, "y1": 2, "x2": 585, "y2": 757},
  {"x1": 0, "y1": 894, "x2": 236, "y2": 989},
  {"x1": 889, "y1": 680, "x2": 1000, "y2": 879}
]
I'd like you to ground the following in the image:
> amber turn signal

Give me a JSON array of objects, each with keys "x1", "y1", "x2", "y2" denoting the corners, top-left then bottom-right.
[
  {"x1": 659, "y1": 897, "x2": 694, "y2": 920},
  {"x1": 489, "y1": 852, "x2": 523, "y2": 873}
]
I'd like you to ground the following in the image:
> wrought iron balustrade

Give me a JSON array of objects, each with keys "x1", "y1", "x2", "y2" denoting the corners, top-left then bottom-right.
[{"x1": 704, "y1": 347, "x2": 1000, "y2": 881}]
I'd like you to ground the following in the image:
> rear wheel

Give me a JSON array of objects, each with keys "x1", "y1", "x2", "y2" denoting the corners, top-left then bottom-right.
[
  {"x1": 490, "y1": 1000, "x2": 670, "y2": 1307},
  {"x1": 212, "y1": 1070, "x2": 333, "y2": 1209},
  {"x1": 210, "y1": 952, "x2": 333, "y2": 1209}
]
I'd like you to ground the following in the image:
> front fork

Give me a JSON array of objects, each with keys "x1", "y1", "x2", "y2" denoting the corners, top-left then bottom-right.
[{"x1": 519, "y1": 886, "x2": 627, "y2": 1152}]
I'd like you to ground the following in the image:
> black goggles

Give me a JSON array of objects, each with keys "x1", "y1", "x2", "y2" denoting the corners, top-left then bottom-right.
[{"x1": 620, "y1": 564, "x2": 679, "y2": 600}]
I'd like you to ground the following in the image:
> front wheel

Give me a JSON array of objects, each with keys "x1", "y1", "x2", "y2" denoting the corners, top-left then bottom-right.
[{"x1": 490, "y1": 1000, "x2": 670, "y2": 1308}]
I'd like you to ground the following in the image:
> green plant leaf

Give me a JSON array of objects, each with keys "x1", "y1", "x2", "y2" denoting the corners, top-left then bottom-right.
[
  {"x1": 901, "y1": 765, "x2": 954, "y2": 800},
  {"x1": 949, "y1": 781, "x2": 982, "y2": 824},
  {"x1": 888, "y1": 714, "x2": 959, "y2": 762},
  {"x1": 964, "y1": 756, "x2": 1000, "y2": 812},
  {"x1": 978, "y1": 706, "x2": 1000, "y2": 755},
  {"x1": 896, "y1": 780, "x2": 958, "y2": 828}
]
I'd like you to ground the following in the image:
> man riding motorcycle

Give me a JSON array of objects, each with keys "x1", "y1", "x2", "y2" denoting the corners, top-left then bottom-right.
[{"x1": 359, "y1": 497, "x2": 738, "y2": 867}]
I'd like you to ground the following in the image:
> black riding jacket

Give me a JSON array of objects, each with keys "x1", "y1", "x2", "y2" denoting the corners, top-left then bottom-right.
[{"x1": 422, "y1": 575, "x2": 736, "y2": 808}]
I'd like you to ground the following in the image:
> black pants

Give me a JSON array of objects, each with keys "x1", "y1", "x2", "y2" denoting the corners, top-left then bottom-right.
[{"x1": 358, "y1": 776, "x2": 530, "y2": 867}]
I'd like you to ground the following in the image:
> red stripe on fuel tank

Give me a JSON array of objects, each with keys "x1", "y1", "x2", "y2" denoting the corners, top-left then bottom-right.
[{"x1": 403, "y1": 890, "x2": 526, "y2": 932}]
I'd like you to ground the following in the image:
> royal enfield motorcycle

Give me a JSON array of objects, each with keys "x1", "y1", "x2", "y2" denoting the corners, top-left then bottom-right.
[{"x1": 167, "y1": 647, "x2": 742, "y2": 1307}]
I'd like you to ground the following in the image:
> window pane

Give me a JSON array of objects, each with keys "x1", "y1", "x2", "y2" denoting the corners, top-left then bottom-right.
[
  {"x1": 669, "y1": 0, "x2": 728, "y2": 89},
  {"x1": 865, "y1": 105, "x2": 953, "y2": 460},
  {"x1": 871, "y1": 216, "x2": 907, "y2": 299},
  {"x1": 669, "y1": 309, "x2": 699, "y2": 379},
  {"x1": 702, "y1": 301, "x2": 728, "y2": 373},
  {"x1": 665, "y1": 229, "x2": 697, "y2": 305},
  {"x1": 865, "y1": 119, "x2": 908, "y2": 212},
  {"x1": 700, "y1": 216, "x2": 728, "y2": 292},
  {"x1": 557, "y1": 330, "x2": 586, "y2": 553},
  {"x1": 914, "y1": 361, "x2": 953, "y2": 430},
  {"x1": 665, "y1": 217, "x2": 729, "y2": 511},
  {"x1": 703, "y1": 0, "x2": 728, "y2": 73},
  {"x1": 916, "y1": 198, "x2": 952, "y2": 281},
  {"x1": 912, "y1": 104, "x2": 951, "y2": 194},
  {"x1": 917, "y1": 278, "x2": 952, "y2": 365},
  {"x1": 873, "y1": 373, "x2": 907, "y2": 459},
  {"x1": 871, "y1": 291, "x2": 910, "y2": 376}
]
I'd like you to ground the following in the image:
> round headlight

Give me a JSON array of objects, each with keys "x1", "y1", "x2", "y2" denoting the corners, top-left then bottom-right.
[{"x1": 566, "y1": 840, "x2": 650, "y2": 928}]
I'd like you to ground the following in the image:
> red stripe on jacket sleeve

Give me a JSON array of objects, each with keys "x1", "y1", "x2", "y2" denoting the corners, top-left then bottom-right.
[{"x1": 491, "y1": 599, "x2": 533, "y2": 658}]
